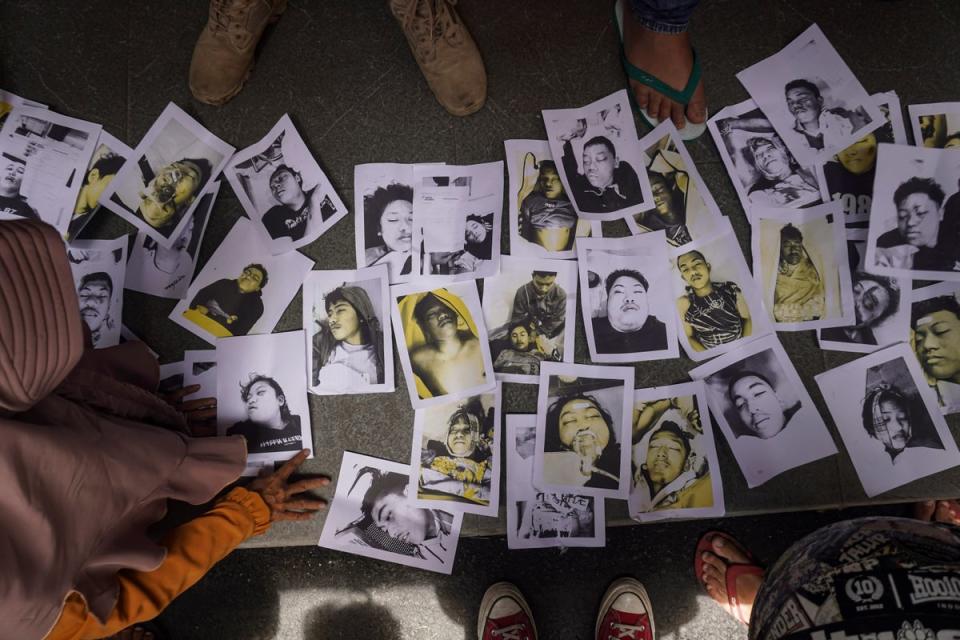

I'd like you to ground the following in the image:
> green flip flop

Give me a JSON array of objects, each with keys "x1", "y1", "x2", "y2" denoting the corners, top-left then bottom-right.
[{"x1": 613, "y1": 0, "x2": 708, "y2": 140}]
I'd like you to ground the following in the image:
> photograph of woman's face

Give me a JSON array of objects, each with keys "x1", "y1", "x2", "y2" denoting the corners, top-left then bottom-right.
[
  {"x1": 380, "y1": 199, "x2": 413, "y2": 253},
  {"x1": 877, "y1": 397, "x2": 912, "y2": 452},
  {"x1": 371, "y1": 490, "x2": 431, "y2": 545},
  {"x1": 245, "y1": 380, "x2": 285, "y2": 426},
  {"x1": 326, "y1": 299, "x2": 362, "y2": 343},
  {"x1": 557, "y1": 397, "x2": 610, "y2": 454}
]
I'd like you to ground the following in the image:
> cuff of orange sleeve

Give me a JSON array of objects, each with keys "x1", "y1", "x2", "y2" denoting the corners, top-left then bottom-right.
[{"x1": 222, "y1": 487, "x2": 272, "y2": 536}]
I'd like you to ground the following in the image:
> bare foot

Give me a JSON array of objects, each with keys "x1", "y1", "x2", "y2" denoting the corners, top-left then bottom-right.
[
  {"x1": 622, "y1": 13, "x2": 707, "y2": 130},
  {"x1": 700, "y1": 534, "x2": 764, "y2": 624},
  {"x1": 108, "y1": 627, "x2": 154, "y2": 640},
  {"x1": 914, "y1": 500, "x2": 960, "y2": 525}
]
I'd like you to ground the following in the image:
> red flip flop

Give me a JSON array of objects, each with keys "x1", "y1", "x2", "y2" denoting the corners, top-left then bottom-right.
[{"x1": 695, "y1": 530, "x2": 764, "y2": 625}]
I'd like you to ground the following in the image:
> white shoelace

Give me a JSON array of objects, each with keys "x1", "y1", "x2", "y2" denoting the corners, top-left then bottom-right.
[
  {"x1": 491, "y1": 623, "x2": 528, "y2": 640},
  {"x1": 609, "y1": 621, "x2": 647, "y2": 639}
]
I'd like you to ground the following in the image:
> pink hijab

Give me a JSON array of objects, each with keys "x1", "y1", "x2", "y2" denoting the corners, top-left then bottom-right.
[{"x1": 0, "y1": 220, "x2": 247, "y2": 640}]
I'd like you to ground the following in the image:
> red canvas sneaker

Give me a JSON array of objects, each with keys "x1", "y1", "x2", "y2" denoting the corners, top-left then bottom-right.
[
  {"x1": 595, "y1": 577, "x2": 655, "y2": 640},
  {"x1": 477, "y1": 581, "x2": 537, "y2": 640}
]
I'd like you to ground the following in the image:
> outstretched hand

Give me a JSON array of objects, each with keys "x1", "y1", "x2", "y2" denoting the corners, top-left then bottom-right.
[
  {"x1": 248, "y1": 449, "x2": 330, "y2": 522},
  {"x1": 162, "y1": 384, "x2": 217, "y2": 436}
]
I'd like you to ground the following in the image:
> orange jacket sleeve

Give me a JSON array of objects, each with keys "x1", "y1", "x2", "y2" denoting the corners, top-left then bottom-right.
[{"x1": 45, "y1": 487, "x2": 271, "y2": 640}]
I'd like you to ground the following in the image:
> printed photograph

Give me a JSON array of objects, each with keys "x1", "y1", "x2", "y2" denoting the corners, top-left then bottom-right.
[
  {"x1": 67, "y1": 236, "x2": 127, "y2": 349},
  {"x1": 67, "y1": 132, "x2": 133, "y2": 243},
  {"x1": 354, "y1": 162, "x2": 416, "y2": 282},
  {"x1": 909, "y1": 281, "x2": 960, "y2": 414},
  {"x1": 908, "y1": 102, "x2": 960, "y2": 150},
  {"x1": 0, "y1": 89, "x2": 46, "y2": 128},
  {"x1": 183, "y1": 349, "x2": 216, "y2": 403}
]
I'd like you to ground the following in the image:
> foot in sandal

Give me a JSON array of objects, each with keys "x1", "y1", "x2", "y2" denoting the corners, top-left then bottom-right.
[
  {"x1": 914, "y1": 499, "x2": 960, "y2": 525},
  {"x1": 696, "y1": 532, "x2": 764, "y2": 625}
]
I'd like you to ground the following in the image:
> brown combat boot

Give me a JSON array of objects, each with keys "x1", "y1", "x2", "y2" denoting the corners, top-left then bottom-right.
[
  {"x1": 189, "y1": 0, "x2": 287, "y2": 106},
  {"x1": 388, "y1": 0, "x2": 487, "y2": 117}
]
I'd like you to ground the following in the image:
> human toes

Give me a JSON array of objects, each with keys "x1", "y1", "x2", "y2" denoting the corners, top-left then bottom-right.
[
  {"x1": 915, "y1": 500, "x2": 937, "y2": 521},
  {"x1": 685, "y1": 83, "x2": 708, "y2": 124},
  {"x1": 646, "y1": 92, "x2": 664, "y2": 120},
  {"x1": 656, "y1": 97, "x2": 673, "y2": 123},
  {"x1": 631, "y1": 81, "x2": 651, "y2": 111},
  {"x1": 711, "y1": 534, "x2": 752, "y2": 564},
  {"x1": 670, "y1": 101, "x2": 687, "y2": 129},
  {"x1": 935, "y1": 500, "x2": 960, "y2": 525}
]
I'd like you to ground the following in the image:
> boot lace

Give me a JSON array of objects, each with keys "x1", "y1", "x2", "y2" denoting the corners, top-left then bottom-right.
[
  {"x1": 209, "y1": 0, "x2": 250, "y2": 34},
  {"x1": 398, "y1": 0, "x2": 464, "y2": 62}
]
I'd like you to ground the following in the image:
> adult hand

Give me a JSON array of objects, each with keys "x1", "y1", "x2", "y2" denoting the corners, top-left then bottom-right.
[
  {"x1": 248, "y1": 449, "x2": 329, "y2": 522},
  {"x1": 162, "y1": 384, "x2": 217, "y2": 437}
]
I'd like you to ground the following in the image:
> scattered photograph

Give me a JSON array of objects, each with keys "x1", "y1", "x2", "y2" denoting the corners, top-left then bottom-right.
[
  {"x1": 628, "y1": 381, "x2": 724, "y2": 523},
  {"x1": 170, "y1": 217, "x2": 314, "y2": 345},
  {"x1": 183, "y1": 349, "x2": 216, "y2": 401},
  {"x1": 865, "y1": 144, "x2": 960, "y2": 282},
  {"x1": 689, "y1": 334, "x2": 837, "y2": 487},
  {"x1": 504, "y1": 139, "x2": 597, "y2": 259},
  {"x1": 908, "y1": 102, "x2": 960, "y2": 150},
  {"x1": 533, "y1": 362, "x2": 634, "y2": 499},
  {"x1": 67, "y1": 132, "x2": 134, "y2": 243},
  {"x1": 481, "y1": 255, "x2": 577, "y2": 383},
  {"x1": 408, "y1": 385, "x2": 501, "y2": 516},
  {"x1": 736, "y1": 24, "x2": 883, "y2": 166},
  {"x1": 0, "y1": 105, "x2": 101, "y2": 234},
  {"x1": 125, "y1": 181, "x2": 218, "y2": 299},
  {"x1": 215, "y1": 331, "x2": 313, "y2": 464},
  {"x1": 815, "y1": 343, "x2": 960, "y2": 497},
  {"x1": 751, "y1": 202, "x2": 855, "y2": 330},
  {"x1": 542, "y1": 89, "x2": 654, "y2": 221},
  {"x1": 505, "y1": 414, "x2": 605, "y2": 549},
  {"x1": 99, "y1": 102, "x2": 234, "y2": 249},
  {"x1": 390, "y1": 280, "x2": 495, "y2": 409},
  {"x1": 303, "y1": 264, "x2": 394, "y2": 395},
  {"x1": 224, "y1": 114, "x2": 346, "y2": 255},
  {"x1": 318, "y1": 451, "x2": 463, "y2": 574},
  {"x1": 354, "y1": 162, "x2": 418, "y2": 283},
  {"x1": 815, "y1": 91, "x2": 908, "y2": 224},
  {"x1": 670, "y1": 223, "x2": 774, "y2": 361},
  {"x1": 577, "y1": 233, "x2": 679, "y2": 363},
  {"x1": 67, "y1": 236, "x2": 127, "y2": 349},
  {"x1": 818, "y1": 228, "x2": 911, "y2": 354},
  {"x1": 627, "y1": 120, "x2": 725, "y2": 246},
  {"x1": 411, "y1": 161, "x2": 503, "y2": 281},
  {"x1": 0, "y1": 89, "x2": 46, "y2": 128},
  {"x1": 909, "y1": 281, "x2": 960, "y2": 415},
  {"x1": 707, "y1": 98, "x2": 823, "y2": 217}
]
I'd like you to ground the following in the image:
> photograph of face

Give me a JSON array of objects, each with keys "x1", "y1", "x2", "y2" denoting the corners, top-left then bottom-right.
[
  {"x1": 815, "y1": 343, "x2": 959, "y2": 498},
  {"x1": 628, "y1": 121, "x2": 724, "y2": 247},
  {"x1": 909, "y1": 282, "x2": 960, "y2": 414},
  {"x1": 908, "y1": 103, "x2": 960, "y2": 150},
  {"x1": 355, "y1": 163, "x2": 416, "y2": 283},
  {"x1": 225, "y1": 114, "x2": 346, "y2": 255},
  {"x1": 505, "y1": 414, "x2": 605, "y2": 549},
  {"x1": 481, "y1": 256, "x2": 577, "y2": 383},
  {"x1": 628, "y1": 382, "x2": 724, "y2": 523},
  {"x1": 577, "y1": 234, "x2": 679, "y2": 363},
  {"x1": 304, "y1": 265, "x2": 394, "y2": 395},
  {"x1": 866, "y1": 144, "x2": 960, "y2": 282},
  {"x1": 753, "y1": 203, "x2": 853, "y2": 330},
  {"x1": 391, "y1": 281, "x2": 495, "y2": 408},
  {"x1": 67, "y1": 132, "x2": 133, "y2": 243},
  {"x1": 170, "y1": 218, "x2": 314, "y2": 345},
  {"x1": 67, "y1": 237, "x2": 127, "y2": 350},
  {"x1": 125, "y1": 181, "x2": 218, "y2": 300},
  {"x1": 100, "y1": 103, "x2": 233, "y2": 249},
  {"x1": 816, "y1": 92, "x2": 907, "y2": 224},
  {"x1": 543, "y1": 90, "x2": 654, "y2": 221},
  {"x1": 534, "y1": 363, "x2": 633, "y2": 499},
  {"x1": 318, "y1": 451, "x2": 463, "y2": 574},
  {"x1": 0, "y1": 106, "x2": 101, "y2": 234},
  {"x1": 691, "y1": 334, "x2": 837, "y2": 488},
  {"x1": 216, "y1": 331, "x2": 312, "y2": 463},
  {"x1": 708, "y1": 99, "x2": 823, "y2": 217},
  {"x1": 735, "y1": 24, "x2": 883, "y2": 167}
]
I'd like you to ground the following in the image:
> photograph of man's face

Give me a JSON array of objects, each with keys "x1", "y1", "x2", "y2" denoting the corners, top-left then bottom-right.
[
  {"x1": 728, "y1": 373, "x2": 788, "y2": 439},
  {"x1": 2, "y1": 156, "x2": 25, "y2": 195},
  {"x1": 895, "y1": 188, "x2": 942, "y2": 249},
  {"x1": 836, "y1": 133, "x2": 878, "y2": 175},
  {"x1": 644, "y1": 428, "x2": 688, "y2": 488},
  {"x1": 786, "y1": 84, "x2": 823, "y2": 127},
  {"x1": 139, "y1": 160, "x2": 203, "y2": 230},
  {"x1": 418, "y1": 295, "x2": 459, "y2": 342},
  {"x1": 237, "y1": 265, "x2": 266, "y2": 293},
  {"x1": 852, "y1": 276, "x2": 894, "y2": 329},
  {"x1": 446, "y1": 416, "x2": 477, "y2": 457},
  {"x1": 77, "y1": 273, "x2": 112, "y2": 339},
  {"x1": 582, "y1": 139, "x2": 616, "y2": 190},
  {"x1": 509, "y1": 323, "x2": 533, "y2": 352},
  {"x1": 606, "y1": 273, "x2": 649, "y2": 333},
  {"x1": 749, "y1": 138, "x2": 793, "y2": 182},
  {"x1": 538, "y1": 165, "x2": 564, "y2": 199},
  {"x1": 677, "y1": 251, "x2": 710, "y2": 290},
  {"x1": 243, "y1": 379, "x2": 286, "y2": 427},
  {"x1": 913, "y1": 299, "x2": 960, "y2": 384},
  {"x1": 370, "y1": 487, "x2": 433, "y2": 546}
]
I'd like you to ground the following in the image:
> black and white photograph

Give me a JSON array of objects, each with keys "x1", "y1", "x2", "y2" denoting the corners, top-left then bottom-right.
[
  {"x1": 99, "y1": 102, "x2": 234, "y2": 249},
  {"x1": 125, "y1": 181, "x2": 218, "y2": 300},
  {"x1": 628, "y1": 382, "x2": 725, "y2": 523},
  {"x1": 690, "y1": 335, "x2": 837, "y2": 487},
  {"x1": 303, "y1": 264, "x2": 394, "y2": 395},
  {"x1": 670, "y1": 223, "x2": 774, "y2": 362},
  {"x1": 736, "y1": 24, "x2": 883, "y2": 166},
  {"x1": 504, "y1": 139, "x2": 599, "y2": 259},
  {"x1": 318, "y1": 451, "x2": 463, "y2": 575},
  {"x1": 505, "y1": 414, "x2": 605, "y2": 550},
  {"x1": 577, "y1": 233, "x2": 679, "y2": 363},
  {"x1": 533, "y1": 362, "x2": 634, "y2": 499},
  {"x1": 224, "y1": 114, "x2": 346, "y2": 255},
  {"x1": 170, "y1": 217, "x2": 314, "y2": 345},
  {"x1": 408, "y1": 386, "x2": 500, "y2": 517},
  {"x1": 411, "y1": 161, "x2": 503, "y2": 281},
  {"x1": 626, "y1": 121, "x2": 725, "y2": 246},
  {"x1": 865, "y1": 144, "x2": 960, "y2": 282},
  {"x1": 183, "y1": 349, "x2": 216, "y2": 402},
  {"x1": 480, "y1": 255, "x2": 577, "y2": 383},
  {"x1": 707, "y1": 98, "x2": 823, "y2": 217},
  {"x1": 0, "y1": 89, "x2": 46, "y2": 128},
  {"x1": 909, "y1": 281, "x2": 960, "y2": 415},
  {"x1": 215, "y1": 331, "x2": 313, "y2": 464},
  {"x1": 542, "y1": 89, "x2": 654, "y2": 221},
  {"x1": 815, "y1": 343, "x2": 960, "y2": 497},
  {"x1": 354, "y1": 162, "x2": 417, "y2": 283},
  {"x1": 815, "y1": 92, "x2": 908, "y2": 224},
  {"x1": 752, "y1": 202, "x2": 854, "y2": 331},
  {"x1": 0, "y1": 105, "x2": 101, "y2": 235},
  {"x1": 908, "y1": 102, "x2": 960, "y2": 150},
  {"x1": 67, "y1": 236, "x2": 127, "y2": 349},
  {"x1": 818, "y1": 229, "x2": 911, "y2": 354},
  {"x1": 390, "y1": 280, "x2": 496, "y2": 409},
  {"x1": 67, "y1": 131, "x2": 133, "y2": 243}
]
